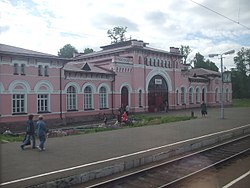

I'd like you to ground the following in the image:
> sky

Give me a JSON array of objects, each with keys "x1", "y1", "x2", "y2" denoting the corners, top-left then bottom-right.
[{"x1": 1, "y1": 0, "x2": 250, "y2": 70}]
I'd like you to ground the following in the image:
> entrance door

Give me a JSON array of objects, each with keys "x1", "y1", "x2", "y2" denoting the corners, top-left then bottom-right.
[
  {"x1": 148, "y1": 75, "x2": 168, "y2": 112},
  {"x1": 121, "y1": 86, "x2": 128, "y2": 109}
]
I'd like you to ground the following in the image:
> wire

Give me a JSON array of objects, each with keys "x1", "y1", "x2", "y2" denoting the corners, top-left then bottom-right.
[{"x1": 190, "y1": 0, "x2": 250, "y2": 30}]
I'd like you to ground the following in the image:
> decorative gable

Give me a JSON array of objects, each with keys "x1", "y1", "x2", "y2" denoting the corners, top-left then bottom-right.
[{"x1": 81, "y1": 63, "x2": 91, "y2": 71}]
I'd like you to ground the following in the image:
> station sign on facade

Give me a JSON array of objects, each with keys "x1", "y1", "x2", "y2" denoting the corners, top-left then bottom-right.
[{"x1": 155, "y1": 79, "x2": 162, "y2": 85}]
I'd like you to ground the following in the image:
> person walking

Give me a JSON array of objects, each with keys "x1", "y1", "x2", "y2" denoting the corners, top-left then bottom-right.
[
  {"x1": 103, "y1": 113, "x2": 107, "y2": 125},
  {"x1": 200, "y1": 101, "x2": 207, "y2": 117},
  {"x1": 21, "y1": 114, "x2": 36, "y2": 150},
  {"x1": 36, "y1": 115, "x2": 47, "y2": 151}
]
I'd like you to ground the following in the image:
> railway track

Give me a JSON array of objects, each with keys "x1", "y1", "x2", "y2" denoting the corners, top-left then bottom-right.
[{"x1": 81, "y1": 134, "x2": 250, "y2": 188}]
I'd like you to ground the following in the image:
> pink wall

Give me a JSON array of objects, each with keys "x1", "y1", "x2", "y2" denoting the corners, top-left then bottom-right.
[{"x1": 0, "y1": 41, "x2": 232, "y2": 127}]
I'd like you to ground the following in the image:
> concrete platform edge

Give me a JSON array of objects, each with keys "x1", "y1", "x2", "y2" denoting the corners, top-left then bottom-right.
[{"x1": 27, "y1": 125, "x2": 250, "y2": 188}]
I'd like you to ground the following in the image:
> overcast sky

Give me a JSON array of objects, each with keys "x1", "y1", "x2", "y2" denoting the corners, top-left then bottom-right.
[{"x1": 1, "y1": 0, "x2": 250, "y2": 69}]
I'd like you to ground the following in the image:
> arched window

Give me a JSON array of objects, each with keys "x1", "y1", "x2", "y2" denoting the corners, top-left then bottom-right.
[
  {"x1": 215, "y1": 88, "x2": 219, "y2": 103},
  {"x1": 138, "y1": 56, "x2": 141, "y2": 64},
  {"x1": 149, "y1": 58, "x2": 152, "y2": 66},
  {"x1": 164, "y1": 61, "x2": 167, "y2": 67},
  {"x1": 139, "y1": 89, "x2": 142, "y2": 107},
  {"x1": 196, "y1": 88, "x2": 200, "y2": 104},
  {"x1": 67, "y1": 86, "x2": 77, "y2": 111},
  {"x1": 181, "y1": 87, "x2": 185, "y2": 104},
  {"x1": 161, "y1": 60, "x2": 164, "y2": 67},
  {"x1": 99, "y1": 86, "x2": 107, "y2": 109},
  {"x1": 176, "y1": 90, "x2": 179, "y2": 105},
  {"x1": 189, "y1": 88, "x2": 193, "y2": 104},
  {"x1": 84, "y1": 86, "x2": 93, "y2": 110},
  {"x1": 11, "y1": 83, "x2": 28, "y2": 114},
  {"x1": 202, "y1": 88, "x2": 206, "y2": 102},
  {"x1": 144, "y1": 57, "x2": 147, "y2": 65},
  {"x1": 37, "y1": 94, "x2": 49, "y2": 112}
]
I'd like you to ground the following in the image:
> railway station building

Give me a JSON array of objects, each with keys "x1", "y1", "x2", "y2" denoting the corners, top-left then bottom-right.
[{"x1": 0, "y1": 39, "x2": 232, "y2": 130}]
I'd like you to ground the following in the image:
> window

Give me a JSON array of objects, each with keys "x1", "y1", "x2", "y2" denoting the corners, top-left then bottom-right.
[
  {"x1": 202, "y1": 88, "x2": 206, "y2": 102},
  {"x1": 139, "y1": 90, "x2": 142, "y2": 107},
  {"x1": 189, "y1": 88, "x2": 193, "y2": 104},
  {"x1": 144, "y1": 57, "x2": 148, "y2": 65},
  {"x1": 164, "y1": 61, "x2": 167, "y2": 68},
  {"x1": 67, "y1": 86, "x2": 77, "y2": 110},
  {"x1": 38, "y1": 65, "x2": 43, "y2": 76},
  {"x1": 44, "y1": 65, "x2": 49, "y2": 76},
  {"x1": 215, "y1": 88, "x2": 219, "y2": 103},
  {"x1": 176, "y1": 90, "x2": 179, "y2": 105},
  {"x1": 181, "y1": 87, "x2": 185, "y2": 104},
  {"x1": 196, "y1": 88, "x2": 200, "y2": 104},
  {"x1": 161, "y1": 60, "x2": 164, "y2": 67},
  {"x1": 99, "y1": 86, "x2": 107, "y2": 109},
  {"x1": 138, "y1": 56, "x2": 141, "y2": 64},
  {"x1": 226, "y1": 88, "x2": 229, "y2": 101},
  {"x1": 37, "y1": 94, "x2": 48, "y2": 112},
  {"x1": 12, "y1": 94, "x2": 25, "y2": 114},
  {"x1": 21, "y1": 64, "x2": 25, "y2": 75},
  {"x1": 13, "y1": 63, "x2": 19, "y2": 75},
  {"x1": 84, "y1": 86, "x2": 92, "y2": 110}
]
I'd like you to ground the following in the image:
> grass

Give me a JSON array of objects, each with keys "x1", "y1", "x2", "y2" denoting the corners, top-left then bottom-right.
[
  {"x1": 131, "y1": 115, "x2": 196, "y2": 127},
  {"x1": 232, "y1": 98, "x2": 250, "y2": 107},
  {"x1": 0, "y1": 134, "x2": 24, "y2": 143},
  {"x1": 1, "y1": 115, "x2": 196, "y2": 143}
]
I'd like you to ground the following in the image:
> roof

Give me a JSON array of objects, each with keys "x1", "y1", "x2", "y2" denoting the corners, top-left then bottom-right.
[
  {"x1": 0, "y1": 43, "x2": 66, "y2": 60},
  {"x1": 74, "y1": 39, "x2": 183, "y2": 60},
  {"x1": 189, "y1": 68, "x2": 220, "y2": 77},
  {"x1": 64, "y1": 61, "x2": 114, "y2": 74}
]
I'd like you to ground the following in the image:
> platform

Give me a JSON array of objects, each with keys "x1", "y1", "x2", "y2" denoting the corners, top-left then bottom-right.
[{"x1": 1, "y1": 107, "x2": 250, "y2": 188}]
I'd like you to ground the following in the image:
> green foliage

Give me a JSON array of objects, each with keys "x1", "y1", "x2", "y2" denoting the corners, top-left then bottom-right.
[
  {"x1": 180, "y1": 45, "x2": 192, "y2": 64},
  {"x1": 132, "y1": 115, "x2": 196, "y2": 127},
  {"x1": 193, "y1": 52, "x2": 219, "y2": 72},
  {"x1": 232, "y1": 99, "x2": 250, "y2": 107},
  {"x1": 58, "y1": 44, "x2": 78, "y2": 58},
  {"x1": 232, "y1": 48, "x2": 250, "y2": 99},
  {"x1": 83, "y1": 48, "x2": 94, "y2": 54},
  {"x1": 107, "y1": 26, "x2": 127, "y2": 44},
  {"x1": 0, "y1": 134, "x2": 24, "y2": 143}
]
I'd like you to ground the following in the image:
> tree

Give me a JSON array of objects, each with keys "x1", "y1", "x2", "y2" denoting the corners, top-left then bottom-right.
[
  {"x1": 58, "y1": 44, "x2": 78, "y2": 58},
  {"x1": 180, "y1": 45, "x2": 192, "y2": 64},
  {"x1": 193, "y1": 52, "x2": 219, "y2": 72},
  {"x1": 83, "y1": 48, "x2": 94, "y2": 54},
  {"x1": 107, "y1": 26, "x2": 127, "y2": 44},
  {"x1": 231, "y1": 48, "x2": 250, "y2": 98}
]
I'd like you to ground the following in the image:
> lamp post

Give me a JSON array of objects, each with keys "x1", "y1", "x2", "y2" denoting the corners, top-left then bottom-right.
[{"x1": 208, "y1": 50, "x2": 235, "y2": 119}]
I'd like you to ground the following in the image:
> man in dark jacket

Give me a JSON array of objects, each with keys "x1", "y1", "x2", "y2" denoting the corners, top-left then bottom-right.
[
  {"x1": 21, "y1": 114, "x2": 36, "y2": 150},
  {"x1": 201, "y1": 101, "x2": 207, "y2": 117}
]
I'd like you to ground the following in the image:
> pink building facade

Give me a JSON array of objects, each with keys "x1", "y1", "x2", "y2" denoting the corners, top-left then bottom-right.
[{"x1": 0, "y1": 40, "x2": 232, "y2": 131}]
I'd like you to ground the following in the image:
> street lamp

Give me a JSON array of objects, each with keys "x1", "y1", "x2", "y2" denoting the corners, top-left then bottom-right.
[{"x1": 208, "y1": 50, "x2": 235, "y2": 119}]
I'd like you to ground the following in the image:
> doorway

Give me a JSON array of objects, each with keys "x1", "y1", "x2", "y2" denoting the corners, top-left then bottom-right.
[{"x1": 148, "y1": 75, "x2": 168, "y2": 112}]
